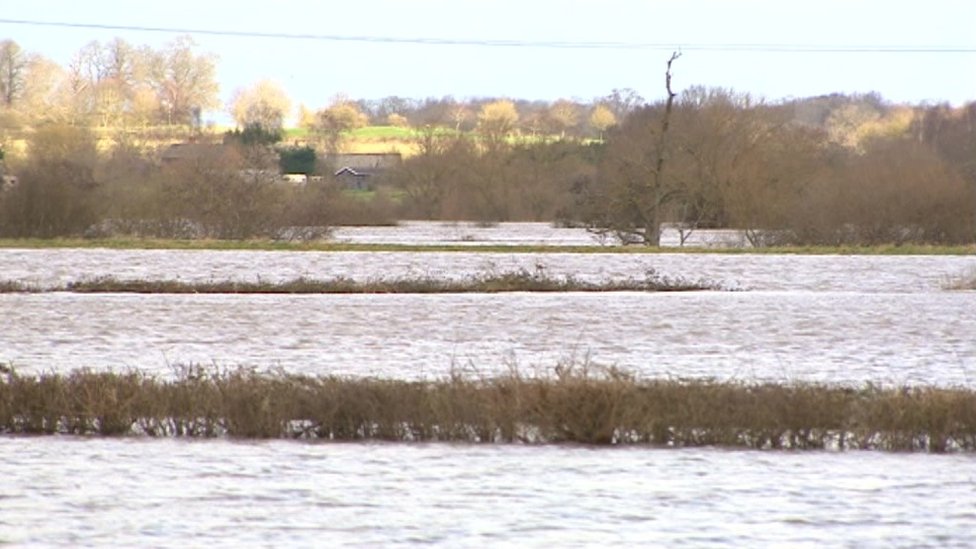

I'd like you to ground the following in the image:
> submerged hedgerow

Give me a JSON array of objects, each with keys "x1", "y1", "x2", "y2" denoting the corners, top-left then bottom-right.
[
  {"x1": 1, "y1": 365, "x2": 974, "y2": 452},
  {"x1": 0, "y1": 269, "x2": 716, "y2": 294}
]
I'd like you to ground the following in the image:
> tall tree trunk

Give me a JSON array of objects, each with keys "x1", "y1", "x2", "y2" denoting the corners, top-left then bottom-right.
[{"x1": 647, "y1": 52, "x2": 680, "y2": 246}]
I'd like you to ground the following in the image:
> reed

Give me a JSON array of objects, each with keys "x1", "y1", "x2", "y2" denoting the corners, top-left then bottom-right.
[
  {"x1": 0, "y1": 270, "x2": 714, "y2": 294},
  {"x1": 2, "y1": 365, "x2": 975, "y2": 452}
]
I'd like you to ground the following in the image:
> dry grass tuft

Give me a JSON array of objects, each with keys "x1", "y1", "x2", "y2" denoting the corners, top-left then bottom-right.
[
  {"x1": 944, "y1": 269, "x2": 976, "y2": 290},
  {"x1": 2, "y1": 365, "x2": 976, "y2": 451}
]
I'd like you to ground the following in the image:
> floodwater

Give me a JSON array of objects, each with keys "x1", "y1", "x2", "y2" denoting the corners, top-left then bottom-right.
[
  {"x1": 329, "y1": 221, "x2": 750, "y2": 247},
  {"x1": 2, "y1": 223, "x2": 976, "y2": 546},
  {"x1": 1, "y1": 247, "x2": 974, "y2": 384},
  {"x1": 2, "y1": 244, "x2": 973, "y2": 294},
  {"x1": 2, "y1": 291, "x2": 975, "y2": 386},
  {"x1": 4, "y1": 438, "x2": 976, "y2": 547}
]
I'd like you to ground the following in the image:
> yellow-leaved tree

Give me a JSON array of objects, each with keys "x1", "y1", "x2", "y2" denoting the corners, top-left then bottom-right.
[
  {"x1": 477, "y1": 99, "x2": 518, "y2": 150},
  {"x1": 589, "y1": 104, "x2": 617, "y2": 140},
  {"x1": 229, "y1": 79, "x2": 292, "y2": 133},
  {"x1": 314, "y1": 97, "x2": 367, "y2": 153}
]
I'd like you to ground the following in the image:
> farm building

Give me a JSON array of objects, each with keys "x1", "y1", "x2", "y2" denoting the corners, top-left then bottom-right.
[
  {"x1": 326, "y1": 153, "x2": 401, "y2": 190},
  {"x1": 161, "y1": 143, "x2": 279, "y2": 183}
]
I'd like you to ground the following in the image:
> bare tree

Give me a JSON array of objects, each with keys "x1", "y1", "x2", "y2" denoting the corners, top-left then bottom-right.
[
  {"x1": 61, "y1": 39, "x2": 157, "y2": 127},
  {"x1": 713, "y1": 113, "x2": 824, "y2": 246},
  {"x1": 6, "y1": 55, "x2": 65, "y2": 125},
  {"x1": 366, "y1": 95, "x2": 418, "y2": 125},
  {"x1": 581, "y1": 53, "x2": 681, "y2": 245},
  {"x1": 450, "y1": 102, "x2": 473, "y2": 133},
  {"x1": 546, "y1": 99, "x2": 580, "y2": 138},
  {"x1": 601, "y1": 88, "x2": 645, "y2": 121},
  {"x1": 642, "y1": 52, "x2": 681, "y2": 245},
  {"x1": 787, "y1": 139, "x2": 974, "y2": 245},
  {"x1": 409, "y1": 96, "x2": 450, "y2": 127},
  {"x1": 160, "y1": 145, "x2": 281, "y2": 239},
  {"x1": 0, "y1": 39, "x2": 27, "y2": 108},
  {"x1": 916, "y1": 102, "x2": 976, "y2": 236},
  {"x1": 392, "y1": 127, "x2": 469, "y2": 218},
  {"x1": 149, "y1": 36, "x2": 219, "y2": 126},
  {"x1": 667, "y1": 87, "x2": 786, "y2": 243},
  {"x1": 64, "y1": 42, "x2": 102, "y2": 124}
]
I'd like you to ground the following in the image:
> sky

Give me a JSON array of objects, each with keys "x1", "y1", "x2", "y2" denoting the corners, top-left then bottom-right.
[{"x1": 1, "y1": 0, "x2": 974, "y2": 125}]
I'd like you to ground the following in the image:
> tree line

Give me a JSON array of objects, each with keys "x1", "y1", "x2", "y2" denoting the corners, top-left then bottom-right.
[
  {"x1": 0, "y1": 37, "x2": 629, "y2": 140},
  {"x1": 0, "y1": 37, "x2": 218, "y2": 129},
  {"x1": 588, "y1": 88, "x2": 975, "y2": 245},
  {"x1": 388, "y1": 88, "x2": 975, "y2": 246},
  {"x1": 0, "y1": 36, "x2": 974, "y2": 245}
]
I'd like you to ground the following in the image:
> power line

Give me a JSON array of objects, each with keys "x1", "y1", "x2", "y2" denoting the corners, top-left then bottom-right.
[{"x1": 1, "y1": 18, "x2": 975, "y2": 53}]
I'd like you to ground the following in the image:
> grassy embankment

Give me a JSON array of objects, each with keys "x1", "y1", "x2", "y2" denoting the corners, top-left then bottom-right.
[
  {"x1": 285, "y1": 125, "x2": 422, "y2": 156},
  {"x1": 0, "y1": 270, "x2": 713, "y2": 294},
  {"x1": 1, "y1": 365, "x2": 974, "y2": 452}
]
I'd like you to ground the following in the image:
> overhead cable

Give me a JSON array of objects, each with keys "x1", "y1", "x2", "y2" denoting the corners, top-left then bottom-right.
[{"x1": 1, "y1": 18, "x2": 974, "y2": 53}]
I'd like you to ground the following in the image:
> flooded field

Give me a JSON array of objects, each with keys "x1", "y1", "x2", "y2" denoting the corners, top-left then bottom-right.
[
  {"x1": 330, "y1": 221, "x2": 749, "y2": 247},
  {"x1": 2, "y1": 227, "x2": 975, "y2": 546},
  {"x1": 2, "y1": 290, "x2": 975, "y2": 386},
  {"x1": 4, "y1": 438, "x2": 976, "y2": 547},
  {"x1": 1, "y1": 247, "x2": 974, "y2": 385}
]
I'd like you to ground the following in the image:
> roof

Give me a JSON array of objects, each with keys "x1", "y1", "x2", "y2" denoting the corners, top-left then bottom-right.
[{"x1": 334, "y1": 166, "x2": 371, "y2": 177}]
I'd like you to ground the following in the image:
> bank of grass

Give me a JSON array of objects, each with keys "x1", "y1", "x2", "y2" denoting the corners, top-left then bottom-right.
[
  {"x1": 0, "y1": 237, "x2": 973, "y2": 255},
  {"x1": 284, "y1": 125, "x2": 420, "y2": 140},
  {"x1": 0, "y1": 270, "x2": 714, "y2": 294},
  {"x1": 283, "y1": 126, "x2": 420, "y2": 155},
  {"x1": 348, "y1": 125, "x2": 418, "y2": 139},
  {"x1": 1, "y1": 365, "x2": 974, "y2": 452},
  {"x1": 284, "y1": 125, "x2": 560, "y2": 155}
]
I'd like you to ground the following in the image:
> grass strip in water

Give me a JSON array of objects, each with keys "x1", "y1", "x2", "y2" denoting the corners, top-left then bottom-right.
[
  {"x1": 3, "y1": 271, "x2": 714, "y2": 294},
  {"x1": 1, "y1": 365, "x2": 975, "y2": 452},
  {"x1": 0, "y1": 238, "x2": 973, "y2": 255}
]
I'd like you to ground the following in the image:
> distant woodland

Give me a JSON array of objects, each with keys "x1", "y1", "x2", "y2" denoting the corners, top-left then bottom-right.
[{"x1": 1, "y1": 36, "x2": 974, "y2": 245}]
